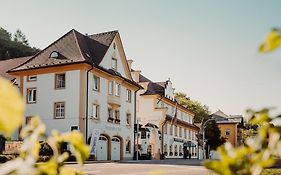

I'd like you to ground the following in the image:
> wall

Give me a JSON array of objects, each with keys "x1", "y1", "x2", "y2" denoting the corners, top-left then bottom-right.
[
  {"x1": 22, "y1": 70, "x2": 80, "y2": 136},
  {"x1": 218, "y1": 123, "x2": 238, "y2": 146}
]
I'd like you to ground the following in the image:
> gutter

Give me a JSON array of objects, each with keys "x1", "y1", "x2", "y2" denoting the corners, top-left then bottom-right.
[{"x1": 85, "y1": 66, "x2": 94, "y2": 143}]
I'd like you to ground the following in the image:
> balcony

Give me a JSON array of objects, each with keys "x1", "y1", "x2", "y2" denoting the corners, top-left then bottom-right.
[{"x1": 108, "y1": 95, "x2": 121, "y2": 108}]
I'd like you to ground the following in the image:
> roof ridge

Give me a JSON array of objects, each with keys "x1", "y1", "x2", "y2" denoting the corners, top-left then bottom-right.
[
  {"x1": 90, "y1": 30, "x2": 118, "y2": 36},
  {"x1": 72, "y1": 29, "x2": 89, "y2": 63},
  {"x1": 9, "y1": 29, "x2": 76, "y2": 72}
]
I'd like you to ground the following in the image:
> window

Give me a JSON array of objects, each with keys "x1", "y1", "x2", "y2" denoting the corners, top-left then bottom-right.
[
  {"x1": 71, "y1": 126, "x2": 78, "y2": 131},
  {"x1": 126, "y1": 113, "x2": 131, "y2": 126},
  {"x1": 50, "y1": 51, "x2": 59, "y2": 58},
  {"x1": 108, "y1": 108, "x2": 114, "y2": 122},
  {"x1": 27, "y1": 88, "x2": 36, "y2": 103},
  {"x1": 169, "y1": 145, "x2": 173, "y2": 156},
  {"x1": 164, "y1": 124, "x2": 168, "y2": 134},
  {"x1": 93, "y1": 76, "x2": 100, "y2": 91},
  {"x1": 115, "y1": 110, "x2": 120, "y2": 123},
  {"x1": 27, "y1": 75, "x2": 37, "y2": 82},
  {"x1": 179, "y1": 127, "x2": 182, "y2": 138},
  {"x1": 126, "y1": 89, "x2": 131, "y2": 102},
  {"x1": 225, "y1": 128, "x2": 230, "y2": 136},
  {"x1": 115, "y1": 83, "x2": 120, "y2": 96},
  {"x1": 55, "y1": 73, "x2": 65, "y2": 89},
  {"x1": 108, "y1": 81, "x2": 113, "y2": 95},
  {"x1": 184, "y1": 129, "x2": 187, "y2": 139},
  {"x1": 113, "y1": 43, "x2": 116, "y2": 50},
  {"x1": 125, "y1": 140, "x2": 131, "y2": 153},
  {"x1": 170, "y1": 124, "x2": 173, "y2": 135},
  {"x1": 26, "y1": 116, "x2": 33, "y2": 125},
  {"x1": 92, "y1": 104, "x2": 99, "y2": 119},
  {"x1": 54, "y1": 102, "x2": 65, "y2": 119},
  {"x1": 174, "y1": 145, "x2": 178, "y2": 156},
  {"x1": 174, "y1": 125, "x2": 178, "y2": 136},
  {"x1": 112, "y1": 58, "x2": 117, "y2": 70}
]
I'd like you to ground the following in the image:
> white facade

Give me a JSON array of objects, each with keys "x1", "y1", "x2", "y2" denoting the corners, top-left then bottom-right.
[
  {"x1": 10, "y1": 32, "x2": 139, "y2": 161},
  {"x1": 131, "y1": 69, "x2": 199, "y2": 159}
]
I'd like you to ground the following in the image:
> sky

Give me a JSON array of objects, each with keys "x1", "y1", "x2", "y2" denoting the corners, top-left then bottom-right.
[{"x1": 1, "y1": 0, "x2": 281, "y2": 117}]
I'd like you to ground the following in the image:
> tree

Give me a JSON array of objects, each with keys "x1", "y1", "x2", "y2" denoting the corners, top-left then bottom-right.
[
  {"x1": 0, "y1": 27, "x2": 11, "y2": 41},
  {"x1": 0, "y1": 27, "x2": 40, "y2": 60},
  {"x1": 205, "y1": 28, "x2": 281, "y2": 175},
  {"x1": 174, "y1": 92, "x2": 224, "y2": 150},
  {"x1": 13, "y1": 29, "x2": 29, "y2": 46}
]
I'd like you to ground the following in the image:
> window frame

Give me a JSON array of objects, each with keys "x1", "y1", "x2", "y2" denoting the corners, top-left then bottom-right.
[
  {"x1": 108, "y1": 81, "x2": 113, "y2": 95},
  {"x1": 125, "y1": 139, "x2": 131, "y2": 153},
  {"x1": 26, "y1": 88, "x2": 37, "y2": 104},
  {"x1": 25, "y1": 116, "x2": 33, "y2": 125},
  {"x1": 27, "y1": 75, "x2": 37, "y2": 82},
  {"x1": 115, "y1": 83, "x2": 121, "y2": 96},
  {"x1": 92, "y1": 104, "x2": 100, "y2": 120},
  {"x1": 126, "y1": 89, "x2": 132, "y2": 103},
  {"x1": 54, "y1": 102, "x2": 65, "y2": 119},
  {"x1": 55, "y1": 73, "x2": 66, "y2": 90},
  {"x1": 126, "y1": 113, "x2": 131, "y2": 126},
  {"x1": 225, "y1": 128, "x2": 230, "y2": 136},
  {"x1": 107, "y1": 108, "x2": 114, "y2": 122},
  {"x1": 93, "y1": 75, "x2": 100, "y2": 92},
  {"x1": 115, "y1": 110, "x2": 120, "y2": 124},
  {"x1": 112, "y1": 57, "x2": 117, "y2": 70}
]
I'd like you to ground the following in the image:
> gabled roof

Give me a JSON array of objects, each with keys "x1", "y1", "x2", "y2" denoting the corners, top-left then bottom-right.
[
  {"x1": 142, "y1": 82, "x2": 165, "y2": 96},
  {"x1": 0, "y1": 56, "x2": 32, "y2": 81},
  {"x1": 9, "y1": 29, "x2": 118, "y2": 72},
  {"x1": 139, "y1": 73, "x2": 152, "y2": 83},
  {"x1": 212, "y1": 110, "x2": 229, "y2": 118}
]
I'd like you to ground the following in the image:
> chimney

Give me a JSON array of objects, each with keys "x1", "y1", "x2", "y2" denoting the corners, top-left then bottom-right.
[{"x1": 127, "y1": 59, "x2": 133, "y2": 71}]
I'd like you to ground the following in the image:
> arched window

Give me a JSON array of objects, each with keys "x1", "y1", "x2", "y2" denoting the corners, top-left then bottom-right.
[
  {"x1": 179, "y1": 145, "x2": 183, "y2": 156},
  {"x1": 174, "y1": 145, "x2": 178, "y2": 156},
  {"x1": 49, "y1": 51, "x2": 59, "y2": 59},
  {"x1": 169, "y1": 145, "x2": 173, "y2": 156},
  {"x1": 164, "y1": 144, "x2": 167, "y2": 156}
]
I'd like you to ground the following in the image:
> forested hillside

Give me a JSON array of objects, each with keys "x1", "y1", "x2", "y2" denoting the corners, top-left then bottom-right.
[{"x1": 0, "y1": 27, "x2": 40, "y2": 60}]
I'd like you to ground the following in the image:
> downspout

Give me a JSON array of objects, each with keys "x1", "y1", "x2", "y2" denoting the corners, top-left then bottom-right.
[
  {"x1": 133, "y1": 91, "x2": 136, "y2": 159},
  {"x1": 85, "y1": 66, "x2": 94, "y2": 143},
  {"x1": 161, "y1": 119, "x2": 167, "y2": 157}
]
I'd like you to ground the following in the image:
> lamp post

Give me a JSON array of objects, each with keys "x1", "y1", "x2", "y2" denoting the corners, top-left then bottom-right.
[{"x1": 201, "y1": 118, "x2": 214, "y2": 160}]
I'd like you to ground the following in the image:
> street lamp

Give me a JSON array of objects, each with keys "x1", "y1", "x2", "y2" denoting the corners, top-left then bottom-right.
[{"x1": 201, "y1": 118, "x2": 215, "y2": 160}]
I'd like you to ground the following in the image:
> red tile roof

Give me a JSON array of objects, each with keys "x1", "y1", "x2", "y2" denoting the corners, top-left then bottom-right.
[{"x1": 0, "y1": 56, "x2": 32, "y2": 81}]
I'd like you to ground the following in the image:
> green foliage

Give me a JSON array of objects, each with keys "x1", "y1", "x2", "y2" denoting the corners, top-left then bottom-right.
[
  {"x1": 0, "y1": 77, "x2": 90, "y2": 175},
  {"x1": 175, "y1": 92, "x2": 224, "y2": 150},
  {"x1": 0, "y1": 27, "x2": 40, "y2": 60},
  {"x1": 204, "y1": 109, "x2": 281, "y2": 175}
]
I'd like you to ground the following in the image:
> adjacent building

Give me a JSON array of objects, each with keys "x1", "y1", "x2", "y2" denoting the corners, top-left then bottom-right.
[
  {"x1": 211, "y1": 110, "x2": 244, "y2": 147},
  {"x1": 7, "y1": 29, "x2": 142, "y2": 160},
  {"x1": 130, "y1": 63, "x2": 199, "y2": 159}
]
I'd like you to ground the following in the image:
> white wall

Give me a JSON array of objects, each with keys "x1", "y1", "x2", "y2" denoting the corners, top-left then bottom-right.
[
  {"x1": 87, "y1": 72, "x2": 135, "y2": 160},
  {"x1": 23, "y1": 70, "x2": 80, "y2": 136},
  {"x1": 99, "y1": 38, "x2": 129, "y2": 79}
]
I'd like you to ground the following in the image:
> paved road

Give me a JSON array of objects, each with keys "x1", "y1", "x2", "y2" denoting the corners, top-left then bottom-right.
[{"x1": 69, "y1": 160, "x2": 210, "y2": 175}]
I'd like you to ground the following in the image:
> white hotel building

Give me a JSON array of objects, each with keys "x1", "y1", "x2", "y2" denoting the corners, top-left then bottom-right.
[
  {"x1": 130, "y1": 65, "x2": 199, "y2": 159},
  {"x1": 7, "y1": 29, "x2": 142, "y2": 161}
]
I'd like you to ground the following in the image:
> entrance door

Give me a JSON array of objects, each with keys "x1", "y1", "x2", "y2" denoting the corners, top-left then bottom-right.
[
  {"x1": 97, "y1": 136, "x2": 108, "y2": 160},
  {"x1": 111, "y1": 137, "x2": 120, "y2": 160}
]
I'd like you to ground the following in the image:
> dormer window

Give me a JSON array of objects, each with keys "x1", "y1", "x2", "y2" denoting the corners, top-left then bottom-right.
[{"x1": 50, "y1": 51, "x2": 59, "y2": 59}]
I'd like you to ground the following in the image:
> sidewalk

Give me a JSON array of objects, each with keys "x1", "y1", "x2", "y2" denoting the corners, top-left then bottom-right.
[{"x1": 119, "y1": 158, "x2": 204, "y2": 166}]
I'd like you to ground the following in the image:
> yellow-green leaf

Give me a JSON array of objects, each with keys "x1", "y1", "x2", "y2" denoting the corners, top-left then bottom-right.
[
  {"x1": 0, "y1": 77, "x2": 24, "y2": 136},
  {"x1": 259, "y1": 29, "x2": 281, "y2": 53}
]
